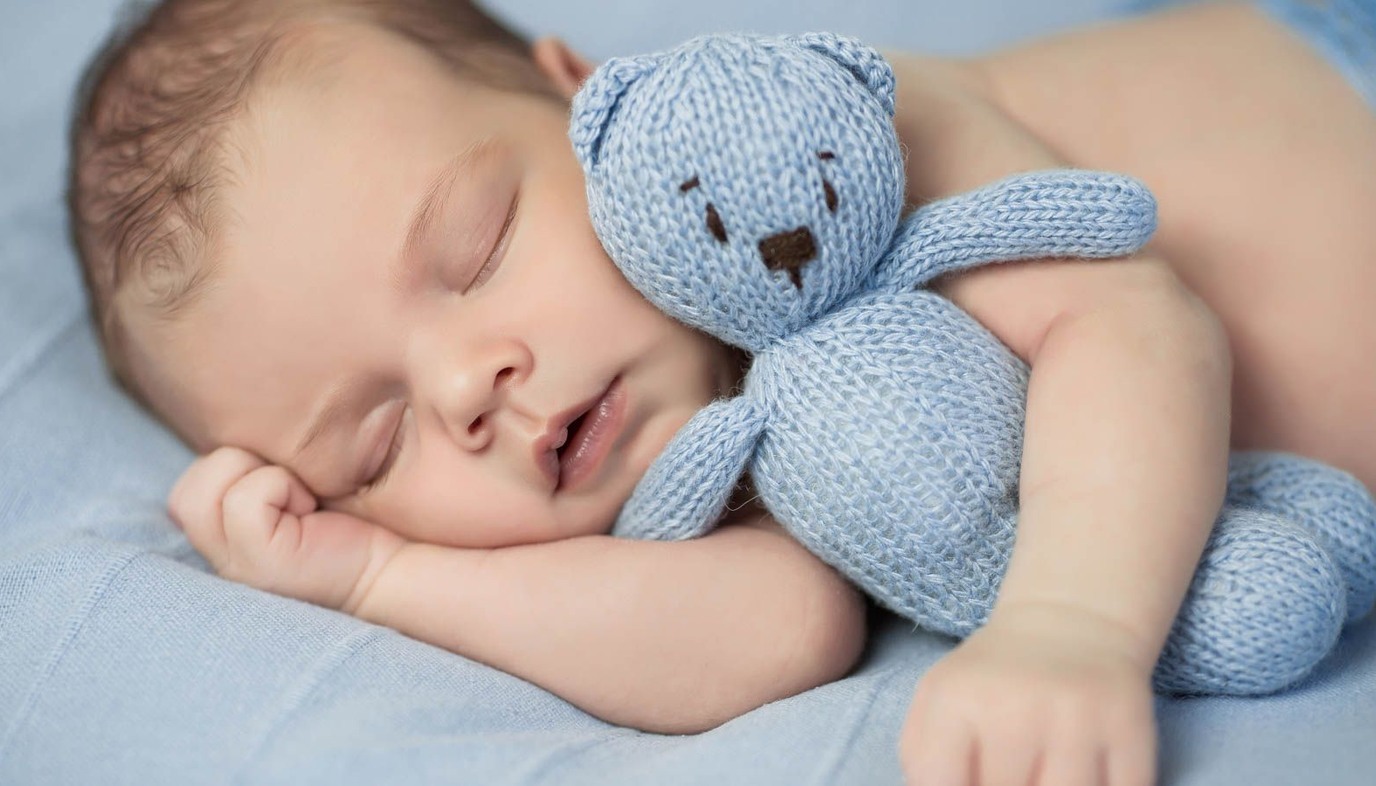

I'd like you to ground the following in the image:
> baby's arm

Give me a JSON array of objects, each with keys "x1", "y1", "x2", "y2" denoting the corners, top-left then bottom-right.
[
  {"x1": 350, "y1": 512, "x2": 864, "y2": 733},
  {"x1": 170, "y1": 447, "x2": 865, "y2": 735},
  {"x1": 886, "y1": 54, "x2": 1231, "y2": 785}
]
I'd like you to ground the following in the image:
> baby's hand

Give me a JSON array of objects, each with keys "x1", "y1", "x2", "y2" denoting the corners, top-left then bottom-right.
[
  {"x1": 168, "y1": 446, "x2": 405, "y2": 612},
  {"x1": 900, "y1": 605, "x2": 1158, "y2": 786}
]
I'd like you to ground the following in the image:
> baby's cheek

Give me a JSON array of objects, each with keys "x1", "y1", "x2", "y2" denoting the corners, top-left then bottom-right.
[
  {"x1": 557, "y1": 490, "x2": 625, "y2": 542},
  {"x1": 320, "y1": 492, "x2": 397, "y2": 533},
  {"x1": 395, "y1": 480, "x2": 562, "y2": 549}
]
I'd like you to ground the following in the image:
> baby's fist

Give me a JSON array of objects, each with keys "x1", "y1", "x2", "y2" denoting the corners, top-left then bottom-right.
[
  {"x1": 900, "y1": 607, "x2": 1158, "y2": 786},
  {"x1": 169, "y1": 446, "x2": 402, "y2": 611}
]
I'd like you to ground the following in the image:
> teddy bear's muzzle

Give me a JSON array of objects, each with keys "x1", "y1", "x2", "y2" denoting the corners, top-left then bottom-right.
[{"x1": 758, "y1": 226, "x2": 817, "y2": 288}]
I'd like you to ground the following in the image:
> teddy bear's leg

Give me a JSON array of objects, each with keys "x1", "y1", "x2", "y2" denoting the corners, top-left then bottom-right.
[
  {"x1": 1153, "y1": 507, "x2": 1345, "y2": 695},
  {"x1": 1224, "y1": 451, "x2": 1376, "y2": 623}
]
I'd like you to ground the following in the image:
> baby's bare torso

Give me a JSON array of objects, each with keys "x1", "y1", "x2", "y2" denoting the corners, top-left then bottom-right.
[{"x1": 980, "y1": 1, "x2": 1376, "y2": 490}]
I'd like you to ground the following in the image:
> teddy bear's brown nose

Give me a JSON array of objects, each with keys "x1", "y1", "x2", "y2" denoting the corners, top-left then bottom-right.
[{"x1": 758, "y1": 226, "x2": 817, "y2": 289}]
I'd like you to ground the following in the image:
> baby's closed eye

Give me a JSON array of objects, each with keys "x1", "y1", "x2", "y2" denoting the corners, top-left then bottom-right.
[
  {"x1": 359, "y1": 405, "x2": 411, "y2": 494},
  {"x1": 462, "y1": 193, "x2": 519, "y2": 291}
]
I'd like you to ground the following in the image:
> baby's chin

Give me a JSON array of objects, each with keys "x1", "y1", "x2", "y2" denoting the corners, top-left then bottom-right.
[{"x1": 559, "y1": 483, "x2": 632, "y2": 540}]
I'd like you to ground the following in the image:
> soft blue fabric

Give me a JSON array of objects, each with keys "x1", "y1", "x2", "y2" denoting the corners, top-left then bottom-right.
[
  {"x1": 2, "y1": 1, "x2": 1375, "y2": 785},
  {"x1": 574, "y1": 32, "x2": 1376, "y2": 696}
]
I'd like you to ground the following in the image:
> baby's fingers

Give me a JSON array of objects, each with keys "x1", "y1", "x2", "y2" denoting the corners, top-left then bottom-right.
[
  {"x1": 1037, "y1": 690, "x2": 1155, "y2": 786},
  {"x1": 1033, "y1": 740, "x2": 1102, "y2": 786},
  {"x1": 977, "y1": 716, "x2": 1042, "y2": 786},
  {"x1": 1105, "y1": 711, "x2": 1157, "y2": 786},
  {"x1": 220, "y1": 464, "x2": 317, "y2": 579},
  {"x1": 168, "y1": 446, "x2": 265, "y2": 561},
  {"x1": 900, "y1": 708, "x2": 973, "y2": 786}
]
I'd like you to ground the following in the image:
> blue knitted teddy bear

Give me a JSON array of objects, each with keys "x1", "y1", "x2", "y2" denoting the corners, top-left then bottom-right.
[{"x1": 568, "y1": 32, "x2": 1376, "y2": 695}]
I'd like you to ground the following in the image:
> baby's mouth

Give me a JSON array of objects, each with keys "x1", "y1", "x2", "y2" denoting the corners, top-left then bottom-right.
[
  {"x1": 555, "y1": 413, "x2": 588, "y2": 460},
  {"x1": 535, "y1": 377, "x2": 627, "y2": 492},
  {"x1": 556, "y1": 377, "x2": 627, "y2": 493}
]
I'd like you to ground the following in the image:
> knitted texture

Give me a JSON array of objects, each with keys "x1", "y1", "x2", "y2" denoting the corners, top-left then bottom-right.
[{"x1": 569, "y1": 32, "x2": 1376, "y2": 696}]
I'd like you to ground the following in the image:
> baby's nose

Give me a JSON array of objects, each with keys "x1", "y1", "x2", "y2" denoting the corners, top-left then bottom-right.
[
  {"x1": 446, "y1": 366, "x2": 517, "y2": 452},
  {"x1": 758, "y1": 226, "x2": 817, "y2": 288},
  {"x1": 415, "y1": 332, "x2": 533, "y2": 452}
]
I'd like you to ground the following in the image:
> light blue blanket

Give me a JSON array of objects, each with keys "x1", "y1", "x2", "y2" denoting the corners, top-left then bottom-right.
[{"x1": 2, "y1": 2, "x2": 1372, "y2": 784}]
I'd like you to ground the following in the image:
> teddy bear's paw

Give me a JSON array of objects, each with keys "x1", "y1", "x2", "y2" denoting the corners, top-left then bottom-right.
[
  {"x1": 612, "y1": 396, "x2": 768, "y2": 541},
  {"x1": 1154, "y1": 508, "x2": 1345, "y2": 696},
  {"x1": 1225, "y1": 451, "x2": 1376, "y2": 623}
]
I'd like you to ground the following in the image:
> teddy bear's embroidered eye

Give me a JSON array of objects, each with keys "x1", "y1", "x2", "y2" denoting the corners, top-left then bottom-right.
[
  {"x1": 705, "y1": 203, "x2": 728, "y2": 243},
  {"x1": 818, "y1": 151, "x2": 838, "y2": 213},
  {"x1": 679, "y1": 174, "x2": 726, "y2": 242}
]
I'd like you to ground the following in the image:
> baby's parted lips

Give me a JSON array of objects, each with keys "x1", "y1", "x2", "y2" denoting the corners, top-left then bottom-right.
[{"x1": 531, "y1": 388, "x2": 603, "y2": 488}]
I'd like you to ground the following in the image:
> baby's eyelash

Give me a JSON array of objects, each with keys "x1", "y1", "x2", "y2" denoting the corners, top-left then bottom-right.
[
  {"x1": 361, "y1": 412, "x2": 407, "y2": 493},
  {"x1": 470, "y1": 193, "x2": 519, "y2": 291}
]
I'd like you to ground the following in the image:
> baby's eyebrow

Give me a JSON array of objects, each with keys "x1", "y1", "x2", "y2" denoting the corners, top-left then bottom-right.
[{"x1": 395, "y1": 137, "x2": 501, "y2": 291}]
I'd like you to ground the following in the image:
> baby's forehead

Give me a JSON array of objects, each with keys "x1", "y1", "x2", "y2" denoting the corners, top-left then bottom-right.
[
  {"x1": 215, "y1": 25, "x2": 438, "y2": 198},
  {"x1": 243, "y1": 18, "x2": 419, "y2": 112}
]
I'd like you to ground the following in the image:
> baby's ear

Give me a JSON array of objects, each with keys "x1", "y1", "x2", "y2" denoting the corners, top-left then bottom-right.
[
  {"x1": 787, "y1": 33, "x2": 896, "y2": 117},
  {"x1": 569, "y1": 53, "x2": 664, "y2": 174}
]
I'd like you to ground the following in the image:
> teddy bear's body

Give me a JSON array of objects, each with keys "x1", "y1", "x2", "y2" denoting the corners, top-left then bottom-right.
[
  {"x1": 751, "y1": 286, "x2": 1024, "y2": 637},
  {"x1": 569, "y1": 33, "x2": 1376, "y2": 695}
]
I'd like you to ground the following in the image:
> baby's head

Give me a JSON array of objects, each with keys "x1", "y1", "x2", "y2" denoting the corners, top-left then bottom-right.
[{"x1": 68, "y1": 0, "x2": 740, "y2": 547}]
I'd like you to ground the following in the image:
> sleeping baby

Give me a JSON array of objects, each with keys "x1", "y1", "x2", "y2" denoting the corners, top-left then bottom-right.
[{"x1": 67, "y1": 1, "x2": 1376, "y2": 785}]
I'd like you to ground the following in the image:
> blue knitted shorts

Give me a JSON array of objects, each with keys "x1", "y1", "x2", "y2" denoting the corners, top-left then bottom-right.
[{"x1": 1260, "y1": 0, "x2": 1376, "y2": 110}]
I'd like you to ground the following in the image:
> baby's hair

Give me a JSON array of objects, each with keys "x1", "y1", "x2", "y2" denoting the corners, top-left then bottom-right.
[{"x1": 66, "y1": 0, "x2": 560, "y2": 408}]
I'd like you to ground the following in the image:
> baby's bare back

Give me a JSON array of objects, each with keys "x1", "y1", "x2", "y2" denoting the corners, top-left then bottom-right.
[{"x1": 981, "y1": 1, "x2": 1376, "y2": 489}]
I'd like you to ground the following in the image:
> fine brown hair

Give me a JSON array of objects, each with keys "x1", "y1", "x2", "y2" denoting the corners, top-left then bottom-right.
[{"x1": 66, "y1": 0, "x2": 560, "y2": 408}]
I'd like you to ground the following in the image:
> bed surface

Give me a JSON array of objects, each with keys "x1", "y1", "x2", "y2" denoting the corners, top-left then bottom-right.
[{"x1": 2, "y1": 1, "x2": 1373, "y2": 783}]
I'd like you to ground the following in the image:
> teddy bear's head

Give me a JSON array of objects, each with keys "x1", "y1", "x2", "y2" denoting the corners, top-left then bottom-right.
[{"x1": 571, "y1": 33, "x2": 905, "y2": 352}]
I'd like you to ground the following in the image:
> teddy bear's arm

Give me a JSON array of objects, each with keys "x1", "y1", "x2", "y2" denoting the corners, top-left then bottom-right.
[
  {"x1": 614, "y1": 396, "x2": 769, "y2": 541},
  {"x1": 869, "y1": 170, "x2": 1157, "y2": 294}
]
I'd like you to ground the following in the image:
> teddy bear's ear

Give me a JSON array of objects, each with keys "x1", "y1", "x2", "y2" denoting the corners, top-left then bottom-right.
[
  {"x1": 787, "y1": 33, "x2": 896, "y2": 117},
  {"x1": 569, "y1": 53, "x2": 664, "y2": 173}
]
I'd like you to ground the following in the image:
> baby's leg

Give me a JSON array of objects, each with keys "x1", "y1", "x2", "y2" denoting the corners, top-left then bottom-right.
[{"x1": 1226, "y1": 451, "x2": 1376, "y2": 622}]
